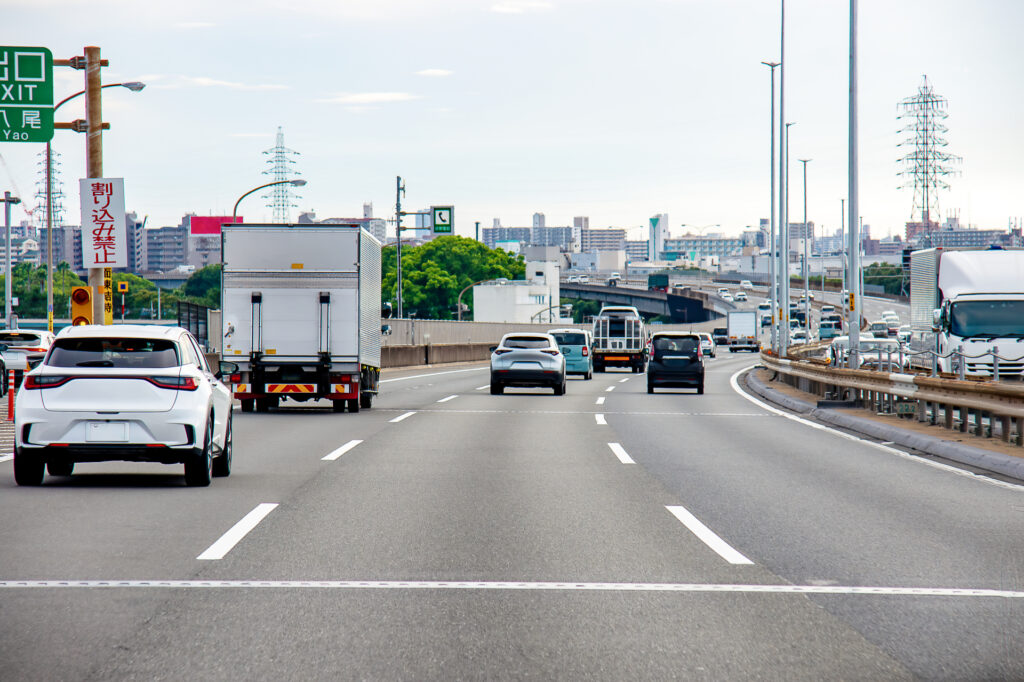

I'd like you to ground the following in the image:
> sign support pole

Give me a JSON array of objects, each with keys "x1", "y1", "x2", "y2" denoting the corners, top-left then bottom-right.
[{"x1": 84, "y1": 45, "x2": 106, "y2": 325}]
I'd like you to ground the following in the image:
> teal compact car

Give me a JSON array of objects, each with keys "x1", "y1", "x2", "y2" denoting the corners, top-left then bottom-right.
[{"x1": 549, "y1": 328, "x2": 593, "y2": 379}]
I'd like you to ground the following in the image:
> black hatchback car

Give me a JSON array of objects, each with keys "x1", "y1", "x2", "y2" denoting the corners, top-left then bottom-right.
[{"x1": 647, "y1": 332, "x2": 704, "y2": 394}]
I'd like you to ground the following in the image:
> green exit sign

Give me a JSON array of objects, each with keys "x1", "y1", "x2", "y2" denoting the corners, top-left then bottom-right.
[{"x1": 0, "y1": 46, "x2": 54, "y2": 143}]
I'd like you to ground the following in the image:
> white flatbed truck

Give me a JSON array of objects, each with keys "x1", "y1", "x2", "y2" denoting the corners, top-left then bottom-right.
[{"x1": 221, "y1": 224, "x2": 384, "y2": 412}]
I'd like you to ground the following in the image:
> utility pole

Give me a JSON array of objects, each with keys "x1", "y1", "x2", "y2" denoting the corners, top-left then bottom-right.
[
  {"x1": 475, "y1": 221, "x2": 480, "y2": 243},
  {"x1": 762, "y1": 60, "x2": 780, "y2": 353},
  {"x1": 848, "y1": 1, "x2": 861, "y2": 368},
  {"x1": 45, "y1": 145, "x2": 54, "y2": 332},
  {"x1": 778, "y1": 0, "x2": 789, "y2": 356},
  {"x1": 84, "y1": 45, "x2": 108, "y2": 325},
  {"x1": 395, "y1": 176, "x2": 405, "y2": 318},
  {"x1": 2, "y1": 192, "x2": 20, "y2": 328},
  {"x1": 840, "y1": 198, "x2": 846, "y2": 297},
  {"x1": 799, "y1": 158, "x2": 811, "y2": 336}
]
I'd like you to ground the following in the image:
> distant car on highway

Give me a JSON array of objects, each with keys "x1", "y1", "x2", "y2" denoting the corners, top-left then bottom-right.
[
  {"x1": 697, "y1": 332, "x2": 716, "y2": 358},
  {"x1": 646, "y1": 332, "x2": 704, "y2": 394},
  {"x1": 566, "y1": 275, "x2": 581, "y2": 283},
  {"x1": 0, "y1": 329, "x2": 55, "y2": 392},
  {"x1": 868, "y1": 320, "x2": 890, "y2": 337},
  {"x1": 578, "y1": 275, "x2": 590, "y2": 284},
  {"x1": 490, "y1": 333, "x2": 566, "y2": 395},
  {"x1": 721, "y1": 293, "x2": 733, "y2": 302},
  {"x1": 734, "y1": 291, "x2": 748, "y2": 302},
  {"x1": 791, "y1": 329, "x2": 809, "y2": 343},
  {"x1": 549, "y1": 328, "x2": 593, "y2": 380},
  {"x1": 713, "y1": 327, "x2": 729, "y2": 346},
  {"x1": 820, "y1": 304, "x2": 835, "y2": 316},
  {"x1": 739, "y1": 280, "x2": 753, "y2": 289},
  {"x1": 818, "y1": 320, "x2": 841, "y2": 341},
  {"x1": 717, "y1": 287, "x2": 730, "y2": 297},
  {"x1": 897, "y1": 325, "x2": 912, "y2": 343},
  {"x1": 13, "y1": 325, "x2": 236, "y2": 487}
]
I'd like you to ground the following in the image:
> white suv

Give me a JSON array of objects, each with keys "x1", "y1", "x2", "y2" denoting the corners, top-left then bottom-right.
[{"x1": 14, "y1": 325, "x2": 236, "y2": 487}]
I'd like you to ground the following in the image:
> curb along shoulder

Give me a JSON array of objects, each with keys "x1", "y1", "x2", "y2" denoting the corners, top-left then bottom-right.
[{"x1": 744, "y1": 368, "x2": 1024, "y2": 483}]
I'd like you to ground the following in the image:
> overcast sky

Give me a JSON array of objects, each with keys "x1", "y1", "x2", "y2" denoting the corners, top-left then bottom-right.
[{"x1": 3, "y1": 0, "x2": 1023, "y2": 241}]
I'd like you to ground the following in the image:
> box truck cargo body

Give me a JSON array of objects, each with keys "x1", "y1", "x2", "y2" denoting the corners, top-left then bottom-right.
[{"x1": 221, "y1": 224, "x2": 383, "y2": 412}]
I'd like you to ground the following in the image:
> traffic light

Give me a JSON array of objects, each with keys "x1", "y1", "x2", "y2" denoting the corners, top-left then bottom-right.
[{"x1": 71, "y1": 286, "x2": 93, "y2": 326}]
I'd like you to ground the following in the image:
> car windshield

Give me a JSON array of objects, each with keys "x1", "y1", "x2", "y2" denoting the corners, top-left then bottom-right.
[
  {"x1": 551, "y1": 332, "x2": 586, "y2": 346},
  {"x1": 653, "y1": 336, "x2": 698, "y2": 353},
  {"x1": 0, "y1": 332, "x2": 43, "y2": 346},
  {"x1": 949, "y1": 300, "x2": 1024, "y2": 338},
  {"x1": 47, "y1": 337, "x2": 181, "y2": 368},
  {"x1": 503, "y1": 337, "x2": 552, "y2": 349}
]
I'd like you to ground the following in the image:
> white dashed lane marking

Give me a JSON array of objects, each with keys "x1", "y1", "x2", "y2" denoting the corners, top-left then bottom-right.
[{"x1": 322, "y1": 440, "x2": 363, "y2": 461}]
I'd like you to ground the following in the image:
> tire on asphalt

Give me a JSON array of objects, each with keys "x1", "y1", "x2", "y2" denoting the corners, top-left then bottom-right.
[
  {"x1": 184, "y1": 417, "x2": 213, "y2": 487},
  {"x1": 359, "y1": 392, "x2": 373, "y2": 409},
  {"x1": 240, "y1": 399, "x2": 254, "y2": 413},
  {"x1": 14, "y1": 446, "x2": 44, "y2": 486},
  {"x1": 347, "y1": 398, "x2": 359, "y2": 413},
  {"x1": 490, "y1": 382, "x2": 503, "y2": 395},
  {"x1": 332, "y1": 399, "x2": 346, "y2": 413},
  {"x1": 212, "y1": 414, "x2": 232, "y2": 477}
]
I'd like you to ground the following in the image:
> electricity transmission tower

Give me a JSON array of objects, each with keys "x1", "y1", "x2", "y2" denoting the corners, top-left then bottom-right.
[
  {"x1": 262, "y1": 126, "x2": 302, "y2": 223},
  {"x1": 897, "y1": 75, "x2": 959, "y2": 229},
  {"x1": 34, "y1": 148, "x2": 67, "y2": 227}
]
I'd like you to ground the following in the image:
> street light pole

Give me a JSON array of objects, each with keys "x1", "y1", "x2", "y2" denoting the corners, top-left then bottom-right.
[
  {"x1": 848, "y1": 0, "x2": 861, "y2": 367},
  {"x1": 232, "y1": 179, "x2": 306, "y2": 220},
  {"x1": 781, "y1": 120, "x2": 795, "y2": 352},
  {"x1": 799, "y1": 158, "x2": 811, "y2": 336},
  {"x1": 778, "y1": 0, "x2": 789, "y2": 356},
  {"x1": 46, "y1": 80, "x2": 144, "y2": 332},
  {"x1": 395, "y1": 176, "x2": 405, "y2": 319},
  {"x1": 456, "y1": 278, "x2": 498, "y2": 322},
  {"x1": 2, "y1": 192, "x2": 20, "y2": 328},
  {"x1": 761, "y1": 61, "x2": 780, "y2": 352},
  {"x1": 84, "y1": 46, "x2": 106, "y2": 325}
]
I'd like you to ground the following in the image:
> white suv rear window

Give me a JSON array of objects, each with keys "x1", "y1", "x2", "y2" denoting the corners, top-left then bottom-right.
[{"x1": 47, "y1": 338, "x2": 181, "y2": 368}]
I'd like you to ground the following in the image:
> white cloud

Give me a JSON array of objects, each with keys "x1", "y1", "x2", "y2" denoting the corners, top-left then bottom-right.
[
  {"x1": 175, "y1": 21, "x2": 216, "y2": 28},
  {"x1": 417, "y1": 69, "x2": 453, "y2": 77},
  {"x1": 318, "y1": 92, "x2": 420, "y2": 104},
  {"x1": 491, "y1": 1, "x2": 553, "y2": 14}
]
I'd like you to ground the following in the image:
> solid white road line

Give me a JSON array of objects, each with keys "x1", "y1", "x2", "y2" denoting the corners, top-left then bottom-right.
[
  {"x1": 437, "y1": 395, "x2": 459, "y2": 403},
  {"x1": 322, "y1": 440, "x2": 363, "y2": 461},
  {"x1": 380, "y1": 367, "x2": 487, "y2": 383},
  {"x1": 729, "y1": 366, "x2": 1024, "y2": 493},
  {"x1": 595, "y1": 397, "x2": 606, "y2": 405},
  {"x1": 665, "y1": 505, "x2": 754, "y2": 565},
  {"x1": 476, "y1": 385, "x2": 489, "y2": 390},
  {"x1": 619, "y1": 378, "x2": 630, "y2": 383},
  {"x1": 197, "y1": 503, "x2": 278, "y2": 561},
  {"x1": 608, "y1": 442, "x2": 635, "y2": 464},
  {"x1": 390, "y1": 411, "x2": 416, "y2": 423},
  {"x1": 0, "y1": 454, "x2": 12, "y2": 464},
  {"x1": 595, "y1": 414, "x2": 607, "y2": 425},
  {"x1": 605, "y1": 386, "x2": 615, "y2": 393},
  {"x1": 4, "y1": 580, "x2": 1020, "y2": 598}
]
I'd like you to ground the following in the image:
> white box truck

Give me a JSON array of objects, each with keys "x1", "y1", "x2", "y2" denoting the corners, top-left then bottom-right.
[
  {"x1": 592, "y1": 305, "x2": 646, "y2": 372},
  {"x1": 221, "y1": 224, "x2": 385, "y2": 412},
  {"x1": 910, "y1": 246, "x2": 1024, "y2": 377},
  {"x1": 727, "y1": 310, "x2": 758, "y2": 352}
]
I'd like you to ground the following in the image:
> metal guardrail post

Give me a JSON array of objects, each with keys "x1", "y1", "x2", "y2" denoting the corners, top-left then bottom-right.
[
  {"x1": 931, "y1": 350, "x2": 938, "y2": 378},
  {"x1": 957, "y1": 345, "x2": 966, "y2": 381},
  {"x1": 992, "y1": 346, "x2": 1000, "y2": 382}
]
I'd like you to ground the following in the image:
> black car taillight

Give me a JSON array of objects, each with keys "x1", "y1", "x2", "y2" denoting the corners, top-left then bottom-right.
[
  {"x1": 23, "y1": 375, "x2": 71, "y2": 389},
  {"x1": 541, "y1": 349, "x2": 560, "y2": 356},
  {"x1": 494, "y1": 349, "x2": 513, "y2": 355}
]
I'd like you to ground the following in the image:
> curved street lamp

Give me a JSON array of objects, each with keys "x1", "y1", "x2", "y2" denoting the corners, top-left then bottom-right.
[
  {"x1": 679, "y1": 223, "x2": 721, "y2": 283},
  {"x1": 45, "y1": 81, "x2": 146, "y2": 331},
  {"x1": 456, "y1": 277, "x2": 505, "y2": 322},
  {"x1": 233, "y1": 179, "x2": 307, "y2": 220}
]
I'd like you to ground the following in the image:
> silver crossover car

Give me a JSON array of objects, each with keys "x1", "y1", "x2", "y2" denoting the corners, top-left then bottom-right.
[{"x1": 489, "y1": 333, "x2": 566, "y2": 395}]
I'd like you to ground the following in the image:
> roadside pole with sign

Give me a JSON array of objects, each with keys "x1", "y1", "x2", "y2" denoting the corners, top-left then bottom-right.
[
  {"x1": 0, "y1": 46, "x2": 54, "y2": 143},
  {"x1": 80, "y1": 177, "x2": 126, "y2": 327},
  {"x1": 118, "y1": 280, "x2": 128, "y2": 321}
]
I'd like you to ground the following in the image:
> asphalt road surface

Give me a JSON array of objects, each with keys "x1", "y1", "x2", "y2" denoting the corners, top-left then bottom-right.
[{"x1": 2, "y1": 352, "x2": 1022, "y2": 680}]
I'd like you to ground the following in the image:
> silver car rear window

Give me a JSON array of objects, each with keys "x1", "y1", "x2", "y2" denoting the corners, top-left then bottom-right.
[
  {"x1": 504, "y1": 337, "x2": 551, "y2": 349},
  {"x1": 47, "y1": 338, "x2": 181, "y2": 368},
  {"x1": 0, "y1": 332, "x2": 42, "y2": 346}
]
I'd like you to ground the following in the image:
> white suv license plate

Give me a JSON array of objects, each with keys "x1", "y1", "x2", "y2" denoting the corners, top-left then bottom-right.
[{"x1": 86, "y1": 421, "x2": 129, "y2": 442}]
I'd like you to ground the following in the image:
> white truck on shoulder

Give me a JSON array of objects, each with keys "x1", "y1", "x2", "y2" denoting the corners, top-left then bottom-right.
[
  {"x1": 221, "y1": 224, "x2": 386, "y2": 412},
  {"x1": 910, "y1": 246, "x2": 1024, "y2": 377},
  {"x1": 592, "y1": 305, "x2": 646, "y2": 372},
  {"x1": 726, "y1": 310, "x2": 758, "y2": 352}
]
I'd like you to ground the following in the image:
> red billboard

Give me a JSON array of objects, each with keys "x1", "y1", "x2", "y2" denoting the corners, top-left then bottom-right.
[{"x1": 191, "y1": 216, "x2": 242, "y2": 235}]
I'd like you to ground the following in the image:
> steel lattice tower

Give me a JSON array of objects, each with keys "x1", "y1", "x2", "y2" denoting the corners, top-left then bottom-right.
[
  {"x1": 897, "y1": 75, "x2": 960, "y2": 228},
  {"x1": 34, "y1": 148, "x2": 67, "y2": 228},
  {"x1": 262, "y1": 126, "x2": 301, "y2": 223}
]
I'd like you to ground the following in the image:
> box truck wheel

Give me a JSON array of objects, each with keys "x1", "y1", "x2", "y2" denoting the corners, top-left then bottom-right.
[
  {"x1": 332, "y1": 400, "x2": 345, "y2": 413},
  {"x1": 359, "y1": 392, "x2": 373, "y2": 409},
  {"x1": 241, "y1": 399, "x2": 254, "y2": 413},
  {"x1": 347, "y1": 398, "x2": 359, "y2": 413}
]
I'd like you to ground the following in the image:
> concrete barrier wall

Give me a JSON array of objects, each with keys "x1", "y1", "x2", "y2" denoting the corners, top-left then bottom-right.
[
  {"x1": 382, "y1": 345, "x2": 428, "y2": 367},
  {"x1": 425, "y1": 343, "x2": 494, "y2": 365}
]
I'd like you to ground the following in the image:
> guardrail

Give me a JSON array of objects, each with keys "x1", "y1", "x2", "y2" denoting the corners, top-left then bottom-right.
[{"x1": 761, "y1": 350, "x2": 1024, "y2": 446}]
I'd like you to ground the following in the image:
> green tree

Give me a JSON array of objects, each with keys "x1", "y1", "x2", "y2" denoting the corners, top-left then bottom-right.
[
  {"x1": 864, "y1": 262, "x2": 905, "y2": 296},
  {"x1": 382, "y1": 237, "x2": 525, "y2": 319}
]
